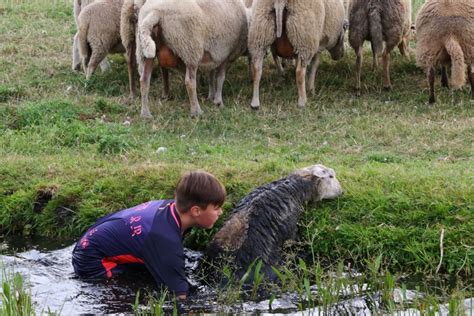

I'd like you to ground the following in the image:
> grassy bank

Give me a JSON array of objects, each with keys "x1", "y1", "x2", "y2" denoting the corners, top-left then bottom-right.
[{"x1": 0, "y1": 0, "x2": 473, "y2": 278}]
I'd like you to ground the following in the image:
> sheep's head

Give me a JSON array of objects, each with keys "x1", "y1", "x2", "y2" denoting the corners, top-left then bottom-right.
[{"x1": 293, "y1": 164, "x2": 343, "y2": 201}]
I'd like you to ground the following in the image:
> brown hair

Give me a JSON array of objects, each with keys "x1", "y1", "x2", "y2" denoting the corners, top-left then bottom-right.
[{"x1": 175, "y1": 170, "x2": 226, "y2": 212}]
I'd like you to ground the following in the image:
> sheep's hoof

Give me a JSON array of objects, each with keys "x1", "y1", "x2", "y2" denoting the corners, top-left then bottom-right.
[
  {"x1": 140, "y1": 110, "x2": 153, "y2": 119},
  {"x1": 429, "y1": 96, "x2": 436, "y2": 104},
  {"x1": 213, "y1": 99, "x2": 224, "y2": 108},
  {"x1": 383, "y1": 85, "x2": 392, "y2": 91},
  {"x1": 191, "y1": 108, "x2": 203, "y2": 118},
  {"x1": 72, "y1": 64, "x2": 81, "y2": 72},
  {"x1": 355, "y1": 89, "x2": 361, "y2": 97},
  {"x1": 250, "y1": 100, "x2": 260, "y2": 109}
]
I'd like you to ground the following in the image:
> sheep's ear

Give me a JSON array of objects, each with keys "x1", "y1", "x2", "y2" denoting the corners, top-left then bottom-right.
[
  {"x1": 311, "y1": 165, "x2": 328, "y2": 178},
  {"x1": 294, "y1": 164, "x2": 328, "y2": 178}
]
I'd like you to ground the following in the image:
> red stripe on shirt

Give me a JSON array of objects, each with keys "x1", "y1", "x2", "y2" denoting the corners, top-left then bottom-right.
[{"x1": 101, "y1": 255, "x2": 144, "y2": 278}]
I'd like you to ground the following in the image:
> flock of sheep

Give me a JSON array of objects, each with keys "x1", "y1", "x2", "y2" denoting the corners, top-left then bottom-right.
[{"x1": 72, "y1": 0, "x2": 474, "y2": 118}]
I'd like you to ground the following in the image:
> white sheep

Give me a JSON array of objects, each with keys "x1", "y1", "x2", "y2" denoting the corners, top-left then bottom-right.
[
  {"x1": 248, "y1": 0, "x2": 346, "y2": 109},
  {"x1": 72, "y1": 0, "x2": 110, "y2": 72},
  {"x1": 415, "y1": 0, "x2": 474, "y2": 103},
  {"x1": 136, "y1": 0, "x2": 249, "y2": 118},
  {"x1": 348, "y1": 0, "x2": 411, "y2": 95},
  {"x1": 77, "y1": 0, "x2": 125, "y2": 80}
]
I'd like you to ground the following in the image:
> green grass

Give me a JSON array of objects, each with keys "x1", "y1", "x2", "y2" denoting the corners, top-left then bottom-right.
[{"x1": 0, "y1": 0, "x2": 473, "y2": 281}]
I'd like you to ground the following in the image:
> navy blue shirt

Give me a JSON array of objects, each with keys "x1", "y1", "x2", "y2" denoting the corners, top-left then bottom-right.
[{"x1": 72, "y1": 200, "x2": 189, "y2": 295}]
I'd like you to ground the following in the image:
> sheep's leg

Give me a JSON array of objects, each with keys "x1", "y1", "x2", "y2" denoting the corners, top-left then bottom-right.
[
  {"x1": 398, "y1": 37, "x2": 409, "y2": 58},
  {"x1": 355, "y1": 46, "x2": 363, "y2": 96},
  {"x1": 213, "y1": 62, "x2": 227, "y2": 107},
  {"x1": 371, "y1": 42, "x2": 378, "y2": 70},
  {"x1": 467, "y1": 65, "x2": 474, "y2": 100},
  {"x1": 441, "y1": 65, "x2": 449, "y2": 88},
  {"x1": 140, "y1": 58, "x2": 154, "y2": 119},
  {"x1": 72, "y1": 33, "x2": 81, "y2": 71},
  {"x1": 428, "y1": 67, "x2": 436, "y2": 104},
  {"x1": 296, "y1": 58, "x2": 308, "y2": 107},
  {"x1": 185, "y1": 65, "x2": 203, "y2": 117},
  {"x1": 85, "y1": 48, "x2": 106, "y2": 80},
  {"x1": 382, "y1": 49, "x2": 392, "y2": 90},
  {"x1": 207, "y1": 70, "x2": 216, "y2": 101},
  {"x1": 250, "y1": 54, "x2": 264, "y2": 109},
  {"x1": 161, "y1": 67, "x2": 170, "y2": 100},
  {"x1": 271, "y1": 46, "x2": 284, "y2": 74},
  {"x1": 126, "y1": 44, "x2": 137, "y2": 99},
  {"x1": 247, "y1": 55, "x2": 253, "y2": 82},
  {"x1": 308, "y1": 54, "x2": 320, "y2": 95}
]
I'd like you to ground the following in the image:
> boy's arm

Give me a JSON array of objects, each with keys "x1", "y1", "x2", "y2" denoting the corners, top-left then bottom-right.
[{"x1": 142, "y1": 235, "x2": 189, "y2": 297}]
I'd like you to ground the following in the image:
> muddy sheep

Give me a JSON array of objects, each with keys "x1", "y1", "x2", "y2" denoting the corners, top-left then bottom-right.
[
  {"x1": 415, "y1": 0, "x2": 474, "y2": 103},
  {"x1": 348, "y1": 0, "x2": 411, "y2": 95},
  {"x1": 206, "y1": 164, "x2": 343, "y2": 276},
  {"x1": 136, "y1": 0, "x2": 249, "y2": 118}
]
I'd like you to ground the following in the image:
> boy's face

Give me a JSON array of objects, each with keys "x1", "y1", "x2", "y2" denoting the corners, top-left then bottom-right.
[{"x1": 195, "y1": 204, "x2": 223, "y2": 229}]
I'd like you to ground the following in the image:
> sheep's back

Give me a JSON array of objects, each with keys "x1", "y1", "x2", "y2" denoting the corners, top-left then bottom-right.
[
  {"x1": 285, "y1": 0, "x2": 326, "y2": 62},
  {"x1": 209, "y1": 176, "x2": 311, "y2": 267},
  {"x1": 319, "y1": 0, "x2": 346, "y2": 52},
  {"x1": 348, "y1": 0, "x2": 369, "y2": 49},
  {"x1": 79, "y1": 0, "x2": 123, "y2": 48},
  {"x1": 416, "y1": 0, "x2": 474, "y2": 67}
]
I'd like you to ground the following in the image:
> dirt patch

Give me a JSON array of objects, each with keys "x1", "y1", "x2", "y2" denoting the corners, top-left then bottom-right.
[{"x1": 33, "y1": 185, "x2": 57, "y2": 213}]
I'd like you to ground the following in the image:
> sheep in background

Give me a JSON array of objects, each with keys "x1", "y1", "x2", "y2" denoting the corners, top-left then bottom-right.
[
  {"x1": 307, "y1": 0, "x2": 347, "y2": 94},
  {"x1": 248, "y1": 0, "x2": 346, "y2": 109},
  {"x1": 348, "y1": 0, "x2": 411, "y2": 95},
  {"x1": 136, "y1": 0, "x2": 249, "y2": 118},
  {"x1": 415, "y1": 0, "x2": 474, "y2": 103},
  {"x1": 120, "y1": 0, "x2": 147, "y2": 99},
  {"x1": 72, "y1": 0, "x2": 110, "y2": 72},
  {"x1": 77, "y1": 0, "x2": 125, "y2": 82},
  {"x1": 206, "y1": 164, "x2": 343, "y2": 276}
]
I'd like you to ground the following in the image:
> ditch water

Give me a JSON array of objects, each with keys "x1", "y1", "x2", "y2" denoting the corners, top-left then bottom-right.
[{"x1": 0, "y1": 236, "x2": 472, "y2": 315}]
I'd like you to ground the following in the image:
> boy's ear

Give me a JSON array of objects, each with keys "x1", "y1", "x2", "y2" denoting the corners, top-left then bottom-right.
[{"x1": 189, "y1": 205, "x2": 201, "y2": 217}]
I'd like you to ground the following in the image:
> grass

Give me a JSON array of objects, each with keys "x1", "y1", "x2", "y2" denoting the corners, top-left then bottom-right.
[
  {"x1": 0, "y1": 0, "x2": 473, "y2": 284},
  {"x1": 136, "y1": 258, "x2": 471, "y2": 314},
  {"x1": 1, "y1": 269, "x2": 33, "y2": 316}
]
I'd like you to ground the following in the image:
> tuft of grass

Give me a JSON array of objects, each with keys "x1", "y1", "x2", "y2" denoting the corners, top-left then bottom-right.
[{"x1": 1, "y1": 269, "x2": 33, "y2": 316}]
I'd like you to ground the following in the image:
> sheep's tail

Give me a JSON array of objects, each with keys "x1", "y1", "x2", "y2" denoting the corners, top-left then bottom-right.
[
  {"x1": 368, "y1": 4, "x2": 383, "y2": 56},
  {"x1": 444, "y1": 35, "x2": 466, "y2": 90},
  {"x1": 120, "y1": 0, "x2": 137, "y2": 51},
  {"x1": 138, "y1": 10, "x2": 160, "y2": 59},
  {"x1": 77, "y1": 13, "x2": 91, "y2": 67},
  {"x1": 274, "y1": 0, "x2": 286, "y2": 38}
]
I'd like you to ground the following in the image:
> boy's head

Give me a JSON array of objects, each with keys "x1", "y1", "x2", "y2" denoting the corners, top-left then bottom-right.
[{"x1": 175, "y1": 170, "x2": 226, "y2": 213}]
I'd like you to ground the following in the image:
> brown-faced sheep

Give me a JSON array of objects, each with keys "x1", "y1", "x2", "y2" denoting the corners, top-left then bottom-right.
[
  {"x1": 415, "y1": 0, "x2": 474, "y2": 103},
  {"x1": 348, "y1": 0, "x2": 411, "y2": 95},
  {"x1": 77, "y1": 0, "x2": 125, "y2": 81},
  {"x1": 206, "y1": 164, "x2": 343, "y2": 275},
  {"x1": 248, "y1": 0, "x2": 346, "y2": 109},
  {"x1": 72, "y1": 0, "x2": 110, "y2": 72},
  {"x1": 136, "y1": 0, "x2": 249, "y2": 118}
]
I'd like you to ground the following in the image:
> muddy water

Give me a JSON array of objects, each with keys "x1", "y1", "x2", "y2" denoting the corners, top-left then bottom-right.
[{"x1": 0, "y1": 237, "x2": 472, "y2": 315}]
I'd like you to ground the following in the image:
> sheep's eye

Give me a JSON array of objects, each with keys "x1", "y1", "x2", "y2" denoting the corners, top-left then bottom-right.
[{"x1": 329, "y1": 175, "x2": 334, "y2": 179}]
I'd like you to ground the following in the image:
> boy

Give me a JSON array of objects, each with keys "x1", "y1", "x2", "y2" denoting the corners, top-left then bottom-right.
[{"x1": 72, "y1": 170, "x2": 226, "y2": 299}]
